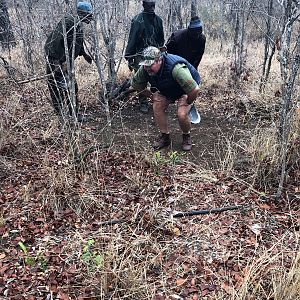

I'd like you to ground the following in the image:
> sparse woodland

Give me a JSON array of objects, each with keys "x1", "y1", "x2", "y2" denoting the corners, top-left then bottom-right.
[{"x1": 0, "y1": 0, "x2": 299, "y2": 299}]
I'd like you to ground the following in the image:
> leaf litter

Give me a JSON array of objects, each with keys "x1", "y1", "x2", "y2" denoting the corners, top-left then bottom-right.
[{"x1": 0, "y1": 79, "x2": 299, "y2": 299}]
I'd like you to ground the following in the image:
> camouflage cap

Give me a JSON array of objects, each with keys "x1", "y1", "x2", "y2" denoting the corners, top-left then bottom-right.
[{"x1": 139, "y1": 46, "x2": 161, "y2": 66}]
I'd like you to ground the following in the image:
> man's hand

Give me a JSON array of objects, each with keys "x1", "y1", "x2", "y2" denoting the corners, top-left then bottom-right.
[
  {"x1": 139, "y1": 88, "x2": 153, "y2": 99},
  {"x1": 83, "y1": 52, "x2": 93, "y2": 64},
  {"x1": 127, "y1": 58, "x2": 134, "y2": 71},
  {"x1": 61, "y1": 62, "x2": 68, "y2": 72},
  {"x1": 187, "y1": 86, "x2": 200, "y2": 105}
]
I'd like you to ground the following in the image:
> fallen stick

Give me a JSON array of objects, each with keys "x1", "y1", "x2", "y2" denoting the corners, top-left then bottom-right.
[
  {"x1": 17, "y1": 74, "x2": 50, "y2": 84},
  {"x1": 172, "y1": 205, "x2": 244, "y2": 218},
  {"x1": 98, "y1": 205, "x2": 245, "y2": 226},
  {"x1": 97, "y1": 219, "x2": 127, "y2": 226}
]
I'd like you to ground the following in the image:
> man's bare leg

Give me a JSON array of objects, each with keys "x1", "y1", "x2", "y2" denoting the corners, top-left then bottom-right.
[
  {"x1": 152, "y1": 92, "x2": 169, "y2": 133},
  {"x1": 177, "y1": 95, "x2": 192, "y2": 134}
]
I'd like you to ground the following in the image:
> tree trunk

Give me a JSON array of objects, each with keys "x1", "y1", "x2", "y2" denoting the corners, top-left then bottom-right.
[
  {"x1": 0, "y1": 0, "x2": 15, "y2": 49},
  {"x1": 92, "y1": 10, "x2": 111, "y2": 126},
  {"x1": 276, "y1": 0, "x2": 300, "y2": 200},
  {"x1": 13, "y1": 0, "x2": 34, "y2": 72},
  {"x1": 219, "y1": 0, "x2": 225, "y2": 51},
  {"x1": 167, "y1": 0, "x2": 182, "y2": 34},
  {"x1": 191, "y1": 0, "x2": 198, "y2": 18},
  {"x1": 259, "y1": 0, "x2": 275, "y2": 92}
]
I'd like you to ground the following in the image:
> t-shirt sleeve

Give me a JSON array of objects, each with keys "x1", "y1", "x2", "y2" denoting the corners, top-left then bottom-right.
[
  {"x1": 131, "y1": 66, "x2": 149, "y2": 91},
  {"x1": 172, "y1": 63, "x2": 198, "y2": 94}
]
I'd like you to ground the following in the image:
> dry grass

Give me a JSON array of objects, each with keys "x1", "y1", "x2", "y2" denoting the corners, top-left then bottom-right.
[{"x1": 1, "y1": 38, "x2": 299, "y2": 299}]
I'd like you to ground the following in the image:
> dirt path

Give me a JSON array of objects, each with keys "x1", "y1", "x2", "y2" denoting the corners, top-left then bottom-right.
[{"x1": 83, "y1": 98, "x2": 253, "y2": 168}]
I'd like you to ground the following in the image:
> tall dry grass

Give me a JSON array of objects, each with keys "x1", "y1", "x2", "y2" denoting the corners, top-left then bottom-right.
[{"x1": 1, "y1": 38, "x2": 299, "y2": 299}]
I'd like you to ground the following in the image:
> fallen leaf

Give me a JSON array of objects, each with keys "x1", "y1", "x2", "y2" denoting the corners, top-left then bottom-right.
[
  {"x1": 170, "y1": 294, "x2": 183, "y2": 300},
  {"x1": 221, "y1": 282, "x2": 234, "y2": 294},
  {"x1": 259, "y1": 203, "x2": 271, "y2": 210},
  {"x1": 59, "y1": 292, "x2": 70, "y2": 300},
  {"x1": 176, "y1": 278, "x2": 187, "y2": 286},
  {"x1": 250, "y1": 224, "x2": 262, "y2": 235},
  {"x1": 191, "y1": 277, "x2": 196, "y2": 286},
  {"x1": 192, "y1": 294, "x2": 199, "y2": 300},
  {"x1": 173, "y1": 227, "x2": 181, "y2": 236}
]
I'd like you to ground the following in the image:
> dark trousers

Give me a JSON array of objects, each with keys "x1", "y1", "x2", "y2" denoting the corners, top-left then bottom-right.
[
  {"x1": 131, "y1": 56, "x2": 148, "y2": 107},
  {"x1": 46, "y1": 57, "x2": 79, "y2": 117}
]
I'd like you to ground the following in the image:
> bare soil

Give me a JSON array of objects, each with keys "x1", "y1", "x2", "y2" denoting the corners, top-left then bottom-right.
[{"x1": 83, "y1": 94, "x2": 254, "y2": 168}]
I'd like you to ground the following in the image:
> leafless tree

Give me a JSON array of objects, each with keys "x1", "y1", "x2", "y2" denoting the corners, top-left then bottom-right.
[
  {"x1": 191, "y1": 0, "x2": 198, "y2": 18},
  {"x1": 91, "y1": 11, "x2": 112, "y2": 125},
  {"x1": 231, "y1": 0, "x2": 248, "y2": 81},
  {"x1": 259, "y1": 0, "x2": 278, "y2": 92},
  {"x1": 276, "y1": 0, "x2": 300, "y2": 200},
  {"x1": 12, "y1": 0, "x2": 37, "y2": 72},
  {"x1": 0, "y1": 0, "x2": 15, "y2": 49},
  {"x1": 162, "y1": 0, "x2": 182, "y2": 35},
  {"x1": 219, "y1": 0, "x2": 226, "y2": 50}
]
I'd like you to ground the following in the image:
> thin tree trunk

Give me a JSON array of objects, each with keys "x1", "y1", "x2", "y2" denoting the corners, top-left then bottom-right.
[
  {"x1": 92, "y1": 15, "x2": 111, "y2": 126},
  {"x1": 13, "y1": 0, "x2": 34, "y2": 72},
  {"x1": 0, "y1": 0, "x2": 15, "y2": 49},
  {"x1": 276, "y1": 0, "x2": 300, "y2": 200},
  {"x1": 219, "y1": 0, "x2": 225, "y2": 51},
  {"x1": 191, "y1": 0, "x2": 197, "y2": 18},
  {"x1": 259, "y1": 0, "x2": 274, "y2": 92}
]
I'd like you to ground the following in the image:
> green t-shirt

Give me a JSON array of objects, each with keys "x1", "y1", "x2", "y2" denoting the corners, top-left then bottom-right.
[{"x1": 132, "y1": 63, "x2": 198, "y2": 95}]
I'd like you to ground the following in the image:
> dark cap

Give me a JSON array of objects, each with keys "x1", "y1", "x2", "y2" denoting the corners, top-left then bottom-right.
[{"x1": 188, "y1": 16, "x2": 203, "y2": 29}]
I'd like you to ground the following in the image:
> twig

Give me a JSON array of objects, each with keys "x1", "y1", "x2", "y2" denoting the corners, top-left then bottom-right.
[
  {"x1": 17, "y1": 74, "x2": 50, "y2": 84},
  {"x1": 98, "y1": 205, "x2": 246, "y2": 226},
  {"x1": 97, "y1": 219, "x2": 127, "y2": 226},
  {"x1": 112, "y1": 87, "x2": 136, "y2": 102},
  {"x1": 75, "y1": 144, "x2": 110, "y2": 165},
  {"x1": 172, "y1": 205, "x2": 244, "y2": 218}
]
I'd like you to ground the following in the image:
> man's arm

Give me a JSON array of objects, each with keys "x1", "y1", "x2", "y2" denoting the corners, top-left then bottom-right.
[
  {"x1": 172, "y1": 64, "x2": 200, "y2": 104},
  {"x1": 125, "y1": 19, "x2": 139, "y2": 60},
  {"x1": 157, "y1": 17, "x2": 165, "y2": 47},
  {"x1": 79, "y1": 39, "x2": 92, "y2": 64},
  {"x1": 131, "y1": 66, "x2": 149, "y2": 93},
  {"x1": 165, "y1": 33, "x2": 177, "y2": 54},
  {"x1": 81, "y1": 49, "x2": 92, "y2": 64},
  {"x1": 192, "y1": 34, "x2": 206, "y2": 68}
]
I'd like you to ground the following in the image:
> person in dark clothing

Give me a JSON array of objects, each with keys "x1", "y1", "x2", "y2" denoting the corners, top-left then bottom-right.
[
  {"x1": 131, "y1": 46, "x2": 201, "y2": 151},
  {"x1": 166, "y1": 16, "x2": 206, "y2": 69},
  {"x1": 125, "y1": 0, "x2": 164, "y2": 113},
  {"x1": 45, "y1": 1, "x2": 93, "y2": 122}
]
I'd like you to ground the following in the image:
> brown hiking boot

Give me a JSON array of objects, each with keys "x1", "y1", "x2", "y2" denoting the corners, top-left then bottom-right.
[
  {"x1": 153, "y1": 133, "x2": 171, "y2": 150},
  {"x1": 182, "y1": 133, "x2": 192, "y2": 151}
]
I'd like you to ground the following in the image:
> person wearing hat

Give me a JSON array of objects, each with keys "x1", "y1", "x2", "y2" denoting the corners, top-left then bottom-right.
[
  {"x1": 44, "y1": 1, "x2": 93, "y2": 122},
  {"x1": 166, "y1": 16, "x2": 206, "y2": 69},
  {"x1": 131, "y1": 46, "x2": 201, "y2": 151},
  {"x1": 125, "y1": 0, "x2": 164, "y2": 113}
]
